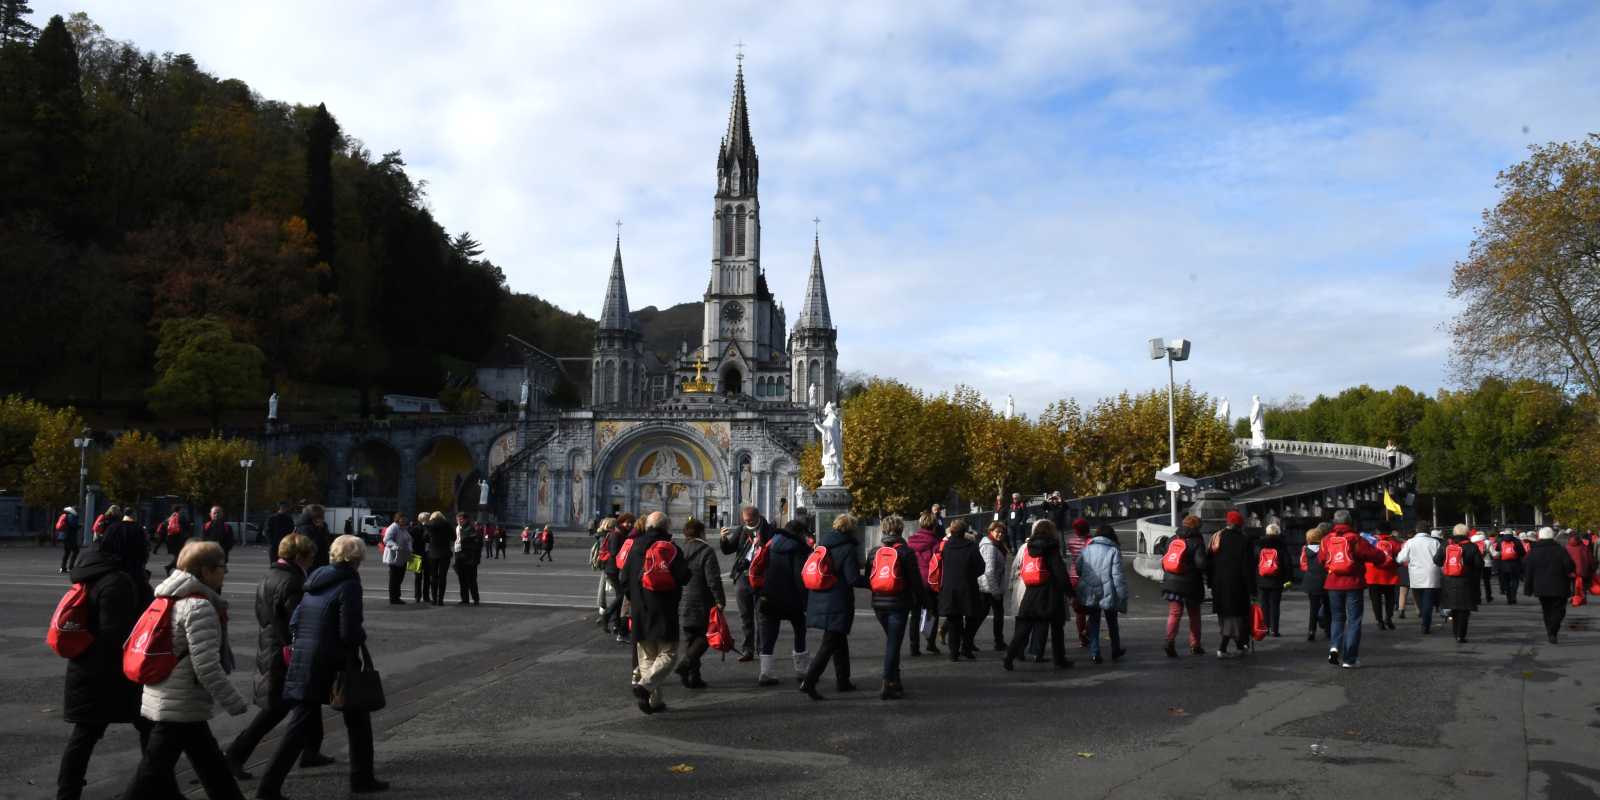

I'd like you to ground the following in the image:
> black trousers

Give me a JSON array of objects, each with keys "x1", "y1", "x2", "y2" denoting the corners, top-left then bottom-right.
[
  {"x1": 388, "y1": 563, "x2": 406, "y2": 602},
  {"x1": 1539, "y1": 595, "x2": 1567, "y2": 637},
  {"x1": 1307, "y1": 593, "x2": 1332, "y2": 633},
  {"x1": 523, "y1": 539, "x2": 532, "y2": 553},
  {"x1": 1452, "y1": 609, "x2": 1472, "y2": 639},
  {"x1": 430, "y1": 554, "x2": 452, "y2": 603},
  {"x1": 124, "y1": 720, "x2": 242, "y2": 800},
  {"x1": 414, "y1": 555, "x2": 431, "y2": 602},
  {"x1": 259, "y1": 702, "x2": 372, "y2": 796},
  {"x1": 1481, "y1": 571, "x2": 1495, "y2": 601},
  {"x1": 680, "y1": 625, "x2": 709, "y2": 676},
  {"x1": 1368, "y1": 585, "x2": 1398, "y2": 624},
  {"x1": 1499, "y1": 572, "x2": 1521, "y2": 602},
  {"x1": 226, "y1": 697, "x2": 324, "y2": 766},
  {"x1": 1258, "y1": 588, "x2": 1283, "y2": 634},
  {"x1": 968, "y1": 592, "x2": 1006, "y2": 647},
  {"x1": 539, "y1": 546, "x2": 553, "y2": 562},
  {"x1": 61, "y1": 542, "x2": 80, "y2": 572},
  {"x1": 1008, "y1": 617, "x2": 1066, "y2": 664},
  {"x1": 734, "y1": 576, "x2": 756, "y2": 651},
  {"x1": 945, "y1": 615, "x2": 976, "y2": 656},
  {"x1": 759, "y1": 612, "x2": 808, "y2": 656},
  {"x1": 802, "y1": 630, "x2": 851, "y2": 687},
  {"x1": 58, "y1": 717, "x2": 156, "y2": 800},
  {"x1": 456, "y1": 563, "x2": 480, "y2": 603}
]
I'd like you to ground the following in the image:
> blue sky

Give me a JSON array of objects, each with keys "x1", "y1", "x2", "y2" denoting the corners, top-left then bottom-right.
[{"x1": 41, "y1": 1, "x2": 1600, "y2": 418}]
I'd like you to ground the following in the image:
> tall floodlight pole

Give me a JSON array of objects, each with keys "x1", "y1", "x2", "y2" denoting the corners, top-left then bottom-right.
[
  {"x1": 1149, "y1": 339, "x2": 1192, "y2": 528},
  {"x1": 73, "y1": 430, "x2": 91, "y2": 546},
  {"x1": 240, "y1": 459, "x2": 254, "y2": 545}
]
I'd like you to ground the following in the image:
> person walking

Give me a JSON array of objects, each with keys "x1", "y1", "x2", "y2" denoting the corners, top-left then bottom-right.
[
  {"x1": 719, "y1": 506, "x2": 773, "y2": 660},
  {"x1": 161, "y1": 506, "x2": 193, "y2": 575},
  {"x1": 1523, "y1": 527, "x2": 1576, "y2": 644},
  {"x1": 264, "y1": 502, "x2": 295, "y2": 565},
  {"x1": 380, "y1": 513, "x2": 411, "y2": 605},
  {"x1": 1006, "y1": 493, "x2": 1029, "y2": 551},
  {"x1": 972, "y1": 520, "x2": 1010, "y2": 652},
  {"x1": 1493, "y1": 529, "x2": 1527, "y2": 603},
  {"x1": 1396, "y1": 525, "x2": 1443, "y2": 634},
  {"x1": 674, "y1": 518, "x2": 725, "y2": 690},
  {"x1": 906, "y1": 513, "x2": 943, "y2": 656},
  {"x1": 495, "y1": 524, "x2": 508, "y2": 560},
  {"x1": 201, "y1": 506, "x2": 235, "y2": 563},
  {"x1": 869, "y1": 515, "x2": 923, "y2": 699},
  {"x1": 1566, "y1": 529, "x2": 1595, "y2": 605},
  {"x1": 522, "y1": 526, "x2": 533, "y2": 555},
  {"x1": 1207, "y1": 511, "x2": 1256, "y2": 658},
  {"x1": 426, "y1": 511, "x2": 454, "y2": 606},
  {"x1": 619, "y1": 512, "x2": 691, "y2": 714},
  {"x1": 934, "y1": 519, "x2": 984, "y2": 663},
  {"x1": 755, "y1": 518, "x2": 812, "y2": 686},
  {"x1": 224, "y1": 534, "x2": 333, "y2": 779},
  {"x1": 601, "y1": 513, "x2": 637, "y2": 641},
  {"x1": 1435, "y1": 524, "x2": 1485, "y2": 643},
  {"x1": 409, "y1": 515, "x2": 430, "y2": 604},
  {"x1": 539, "y1": 526, "x2": 555, "y2": 562},
  {"x1": 1003, "y1": 519, "x2": 1073, "y2": 670},
  {"x1": 799, "y1": 514, "x2": 871, "y2": 699},
  {"x1": 1472, "y1": 531, "x2": 1495, "y2": 604},
  {"x1": 1366, "y1": 521, "x2": 1404, "y2": 630},
  {"x1": 293, "y1": 505, "x2": 330, "y2": 570},
  {"x1": 57, "y1": 506, "x2": 82, "y2": 574},
  {"x1": 97, "y1": 508, "x2": 151, "y2": 601},
  {"x1": 1300, "y1": 524, "x2": 1332, "y2": 640},
  {"x1": 1253, "y1": 523, "x2": 1291, "y2": 638},
  {"x1": 1319, "y1": 510, "x2": 1389, "y2": 669},
  {"x1": 256, "y1": 536, "x2": 389, "y2": 798},
  {"x1": 1160, "y1": 516, "x2": 1210, "y2": 657},
  {"x1": 122, "y1": 542, "x2": 248, "y2": 800},
  {"x1": 1063, "y1": 518, "x2": 1093, "y2": 649},
  {"x1": 455, "y1": 514, "x2": 484, "y2": 605},
  {"x1": 1076, "y1": 525, "x2": 1128, "y2": 664},
  {"x1": 55, "y1": 546, "x2": 152, "y2": 800}
]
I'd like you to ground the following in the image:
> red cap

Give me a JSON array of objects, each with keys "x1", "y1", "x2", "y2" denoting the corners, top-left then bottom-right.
[{"x1": 1226, "y1": 511, "x2": 1244, "y2": 527}]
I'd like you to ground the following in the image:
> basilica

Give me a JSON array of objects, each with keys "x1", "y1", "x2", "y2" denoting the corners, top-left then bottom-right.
[{"x1": 496, "y1": 62, "x2": 839, "y2": 529}]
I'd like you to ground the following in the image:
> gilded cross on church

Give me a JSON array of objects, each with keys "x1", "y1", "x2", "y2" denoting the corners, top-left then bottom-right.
[{"x1": 691, "y1": 357, "x2": 707, "y2": 381}]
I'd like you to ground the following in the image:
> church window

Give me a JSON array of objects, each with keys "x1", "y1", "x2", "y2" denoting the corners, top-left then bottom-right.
[
  {"x1": 604, "y1": 360, "x2": 617, "y2": 404},
  {"x1": 735, "y1": 206, "x2": 746, "y2": 256},
  {"x1": 720, "y1": 208, "x2": 733, "y2": 257}
]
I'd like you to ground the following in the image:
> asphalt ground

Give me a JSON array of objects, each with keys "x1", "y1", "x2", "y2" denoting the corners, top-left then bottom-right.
[{"x1": 2, "y1": 541, "x2": 1598, "y2": 799}]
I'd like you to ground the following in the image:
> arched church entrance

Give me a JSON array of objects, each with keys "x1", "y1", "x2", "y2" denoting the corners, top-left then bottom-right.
[
  {"x1": 595, "y1": 427, "x2": 728, "y2": 525},
  {"x1": 721, "y1": 366, "x2": 742, "y2": 396}
]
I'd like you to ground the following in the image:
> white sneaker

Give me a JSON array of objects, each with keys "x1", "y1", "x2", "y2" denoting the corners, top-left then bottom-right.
[{"x1": 1340, "y1": 660, "x2": 1361, "y2": 669}]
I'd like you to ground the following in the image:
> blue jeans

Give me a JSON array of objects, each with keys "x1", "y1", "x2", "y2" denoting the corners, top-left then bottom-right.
[
  {"x1": 1413, "y1": 588, "x2": 1438, "y2": 632},
  {"x1": 875, "y1": 608, "x2": 909, "y2": 681},
  {"x1": 1085, "y1": 607, "x2": 1120, "y2": 658},
  {"x1": 1327, "y1": 589, "x2": 1364, "y2": 662}
]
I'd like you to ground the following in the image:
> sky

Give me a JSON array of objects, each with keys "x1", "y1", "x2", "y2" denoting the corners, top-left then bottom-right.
[{"x1": 40, "y1": 0, "x2": 1600, "y2": 419}]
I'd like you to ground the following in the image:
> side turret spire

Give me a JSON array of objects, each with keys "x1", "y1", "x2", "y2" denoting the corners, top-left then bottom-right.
[
  {"x1": 798, "y1": 231, "x2": 832, "y2": 330},
  {"x1": 599, "y1": 226, "x2": 632, "y2": 331}
]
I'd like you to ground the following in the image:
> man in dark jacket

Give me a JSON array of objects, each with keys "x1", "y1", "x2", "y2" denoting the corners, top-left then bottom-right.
[
  {"x1": 55, "y1": 549, "x2": 156, "y2": 800},
  {"x1": 601, "y1": 513, "x2": 637, "y2": 641},
  {"x1": 225, "y1": 533, "x2": 332, "y2": 779},
  {"x1": 935, "y1": 520, "x2": 984, "y2": 663},
  {"x1": 1523, "y1": 527, "x2": 1576, "y2": 643},
  {"x1": 719, "y1": 505, "x2": 773, "y2": 659},
  {"x1": 1207, "y1": 511, "x2": 1257, "y2": 658},
  {"x1": 264, "y1": 502, "x2": 296, "y2": 565},
  {"x1": 199, "y1": 505, "x2": 235, "y2": 562},
  {"x1": 257, "y1": 535, "x2": 387, "y2": 797},
  {"x1": 293, "y1": 505, "x2": 332, "y2": 569},
  {"x1": 1004, "y1": 519, "x2": 1074, "y2": 670},
  {"x1": 675, "y1": 519, "x2": 725, "y2": 690},
  {"x1": 619, "y1": 512, "x2": 692, "y2": 714},
  {"x1": 1493, "y1": 530, "x2": 1527, "y2": 603}
]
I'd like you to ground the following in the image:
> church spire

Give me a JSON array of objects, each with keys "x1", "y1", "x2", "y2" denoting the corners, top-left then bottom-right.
[
  {"x1": 599, "y1": 230, "x2": 631, "y2": 331},
  {"x1": 798, "y1": 232, "x2": 832, "y2": 330},
  {"x1": 718, "y1": 57, "x2": 758, "y2": 197}
]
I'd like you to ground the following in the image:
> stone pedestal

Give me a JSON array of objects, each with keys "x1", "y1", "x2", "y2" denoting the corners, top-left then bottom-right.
[
  {"x1": 810, "y1": 484, "x2": 852, "y2": 551},
  {"x1": 1247, "y1": 448, "x2": 1278, "y2": 487}
]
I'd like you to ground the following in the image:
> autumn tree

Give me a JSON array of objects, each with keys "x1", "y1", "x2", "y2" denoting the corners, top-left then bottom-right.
[
  {"x1": 0, "y1": 393, "x2": 48, "y2": 488},
  {"x1": 261, "y1": 453, "x2": 320, "y2": 505},
  {"x1": 174, "y1": 435, "x2": 258, "y2": 511},
  {"x1": 147, "y1": 317, "x2": 266, "y2": 428},
  {"x1": 23, "y1": 403, "x2": 84, "y2": 516},
  {"x1": 1552, "y1": 397, "x2": 1600, "y2": 528},
  {"x1": 100, "y1": 430, "x2": 174, "y2": 504},
  {"x1": 1449, "y1": 135, "x2": 1600, "y2": 400}
]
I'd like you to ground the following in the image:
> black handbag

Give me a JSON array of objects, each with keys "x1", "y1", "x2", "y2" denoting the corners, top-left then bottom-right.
[{"x1": 328, "y1": 643, "x2": 385, "y2": 712}]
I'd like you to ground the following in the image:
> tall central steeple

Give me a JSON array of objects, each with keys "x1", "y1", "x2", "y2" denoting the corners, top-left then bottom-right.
[
  {"x1": 705, "y1": 58, "x2": 768, "y2": 365},
  {"x1": 718, "y1": 59, "x2": 758, "y2": 197}
]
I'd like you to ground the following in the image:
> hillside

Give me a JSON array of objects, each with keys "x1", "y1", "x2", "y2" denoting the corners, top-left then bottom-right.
[{"x1": 634, "y1": 302, "x2": 704, "y2": 361}]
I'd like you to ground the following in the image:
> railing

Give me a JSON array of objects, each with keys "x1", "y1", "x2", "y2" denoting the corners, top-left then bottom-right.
[{"x1": 264, "y1": 412, "x2": 519, "y2": 437}]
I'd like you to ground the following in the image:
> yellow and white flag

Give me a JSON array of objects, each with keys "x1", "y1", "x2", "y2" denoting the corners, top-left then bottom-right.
[{"x1": 1383, "y1": 489, "x2": 1403, "y2": 516}]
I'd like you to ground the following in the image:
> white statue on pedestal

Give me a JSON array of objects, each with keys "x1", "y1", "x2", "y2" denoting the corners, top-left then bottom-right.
[
  {"x1": 518, "y1": 379, "x2": 530, "y2": 409},
  {"x1": 814, "y1": 402, "x2": 843, "y2": 487},
  {"x1": 1004, "y1": 395, "x2": 1014, "y2": 420},
  {"x1": 1218, "y1": 398, "x2": 1229, "y2": 424},
  {"x1": 267, "y1": 392, "x2": 278, "y2": 421},
  {"x1": 807, "y1": 383, "x2": 818, "y2": 409},
  {"x1": 478, "y1": 479, "x2": 490, "y2": 507},
  {"x1": 1249, "y1": 395, "x2": 1267, "y2": 449}
]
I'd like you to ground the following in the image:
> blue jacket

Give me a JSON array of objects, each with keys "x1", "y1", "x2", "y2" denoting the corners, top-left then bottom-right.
[
  {"x1": 282, "y1": 564, "x2": 365, "y2": 704},
  {"x1": 805, "y1": 529, "x2": 867, "y2": 634},
  {"x1": 759, "y1": 527, "x2": 812, "y2": 618},
  {"x1": 1075, "y1": 536, "x2": 1127, "y2": 612}
]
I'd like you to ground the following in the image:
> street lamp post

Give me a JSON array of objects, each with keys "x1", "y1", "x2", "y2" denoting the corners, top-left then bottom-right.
[
  {"x1": 240, "y1": 459, "x2": 255, "y2": 545},
  {"x1": 72, "y1": 430, "x2": 91, "y2": 547},
  {"x1": 1149, "y1": 338, "x2": 1191, "y2": 528}
]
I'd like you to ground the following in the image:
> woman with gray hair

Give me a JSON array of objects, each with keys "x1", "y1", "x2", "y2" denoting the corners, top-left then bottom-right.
[{"x1": 1253, "y1": 523, "x2": 1291, "y2": 637}]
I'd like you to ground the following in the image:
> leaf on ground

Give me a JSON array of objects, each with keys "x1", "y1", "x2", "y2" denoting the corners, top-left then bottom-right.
[
  {"x1": 1521, "y1": 671, "x2": 1534, "y2": 679},
  {"x1": 1167, "y1": 707, "x2": 1187, "y2": 716},
  {"x1": 669, "y1": 764, "x2": 695, "y2": 775},
  {"x1": 1076, "y1": 752, "x2": 1096, "y2": 759}
]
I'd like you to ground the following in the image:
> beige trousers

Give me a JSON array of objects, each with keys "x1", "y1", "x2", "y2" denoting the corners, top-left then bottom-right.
[{"x1": 633, "y1": 639, "x2": 678, "y2": 705}]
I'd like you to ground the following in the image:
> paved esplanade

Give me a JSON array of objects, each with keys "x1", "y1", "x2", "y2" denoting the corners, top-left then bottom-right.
[{"x1": 2, "y1": 541, "x2": 1593, "y2": 799}]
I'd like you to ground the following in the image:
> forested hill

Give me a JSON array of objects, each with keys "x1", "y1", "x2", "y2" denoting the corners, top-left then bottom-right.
[{"x1": 0, "y1": 9, "x2": 594, "y2": 424}]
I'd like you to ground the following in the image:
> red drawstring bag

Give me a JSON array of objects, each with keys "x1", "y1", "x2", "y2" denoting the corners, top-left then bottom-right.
[
  {"x1": 1250, "y1": 603, "x2": 1268, "y2": 641},
  {"x1": 1572, "y1": 576, "x2": 1586, "y2": 608},
  {"x1": 1589, "y1": 575, "x2": 1600, "y2": 597},
  {"x1": 706, "y1": 606, "x2": 737, "y2": 659}
]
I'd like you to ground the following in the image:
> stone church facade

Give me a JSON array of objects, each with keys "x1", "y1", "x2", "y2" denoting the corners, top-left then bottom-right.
[{"x1": 497, "y1": 63, "x2": 838, "y2": 529}]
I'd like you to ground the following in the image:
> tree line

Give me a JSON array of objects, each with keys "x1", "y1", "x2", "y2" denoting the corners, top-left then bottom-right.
[{"x1": 0, "y1": 9, "x2": 594, "y2": 427}]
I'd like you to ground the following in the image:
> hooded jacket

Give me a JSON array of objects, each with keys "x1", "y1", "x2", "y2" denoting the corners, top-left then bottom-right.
[
  {"x1": 869, "y1": 535, "x2": 925, "y2": 612},
  {"x1": 1075, "y1": 535, "x2": 1127, "y2": 613},
  {"x1": 906, "y1": 528, "x2": 941, "y2": 582},
  {"x1": 1013, "y1": 536, "x2": 1071, "y2": 621},
  {"x1": 1159, "y1": 528, "x2": 1210, "y2": 601},
  {"x1": 678, "y1": 537, "x2": 726, "y2": 630},
  {"x1": 1396, "y1": 533, "x2": 1443, "y2": 589},
  {"x1": 140, "y1": 570, "x2": 248, "y2": 722},
  {"x1": 758, "y1": 526, "x2": 812, "y2": 618},
  {"x1": 62, "y1": 550, "x2": 142, "y2": 724},
  {"x1": 1364, "y1": 534, "x2": 1403, "y2": 586},
  {"x1": 977, "y1": 533, "x2": 1009, "y2": 596},
  {"x1": 806, "y1": 528, "x2": 869, "y2": 634},
  {"x1": 252, "y1": 559, "x2": 306, "y2": 708},
  {"x1": 282, "y1": 564, "x2": 365, "y2": 703},
  {"x1": 1318, "y1": 525, "x2": 1389, "y2": 592},
  {"x1": 935, "y1": 533, "x2": 983, "y2": 618},
  {"x1": 1522, "y1": 539, "x2": 1576, "y2": 598}
]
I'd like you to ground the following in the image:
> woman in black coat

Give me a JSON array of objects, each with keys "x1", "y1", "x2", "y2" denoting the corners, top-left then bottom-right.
[
  {"x1": 56, "y1": 549, "x2": 151, "y2": 800},
  {"x1": 799, "y1": 514, "x2": 869, "y2": 699},
  {"x1": 1160, "y1": 516, "x2": 1211, "y2": 657},
  {"x1": 1003, "y1": 519, "x2": 1073, "y2": 670},
  {"x1": 426, "y1": 512, "x2": 454, "y2": 605},
  {"x1": 757, "y1": 519, "x2": 813, "y2": 686},
  {"x1": 1253, "y1": 525, "x2": 1291, "y2": 638},
  {"x1": 454, "y1": 519, "x2": 484, "y2": 605},
  {"x1": 1434, "y1": 525, "x2": 1485, "y2": 643},
  {"x1": 1522, "y1": 530, "x2": 1576, "y2": 643},
  {"x1": 1206, "y1": 514, "x2": 1256, "y2": 657},
  {"x1": 1299, "y1": 525, "x2": 1332, "y2": 641},
  {"x1": 935, "y1": 520, "x2": 984, "y2": 662},
  {"x1": 409, "y1": 517, "x2": 430, "y2": 604},
  {"x1": 869, "y1": 516, "x2": 924, "y2": 699},
  {"x1": 675, "y1": 519, "x2": 726, "y2": 689},
  {"x1": 225, "y1": 534, "x2": 331, "y2": 778}
]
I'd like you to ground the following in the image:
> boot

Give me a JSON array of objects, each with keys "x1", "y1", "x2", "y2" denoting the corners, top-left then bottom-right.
[
  {"x1": 880, "y1": 680, "x2": 894, "y2": 700},
  {"x1": 757, "y1": 654, "x2": 781, "y2": 686},
  {"x1": 925, "y1": 635, "x2": 940, "y2": 656},
  {"x1": 1164, "y1": 640, "x2": 1178, "y2": 658},
  {"x1": 687, "y1": 670, "x2": 708, "y2": 690},
  {"x1": 792, "y1": 651, "x2": 811, "y2": 681},
  {"x1": 798, "y1": 679, "x2": 826, "y2": 701}
]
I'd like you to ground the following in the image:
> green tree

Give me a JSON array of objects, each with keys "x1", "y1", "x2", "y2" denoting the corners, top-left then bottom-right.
[
  {"x1": 261, "y1": 453, "x2": 319, "y2": 505},
  {"x1": 304, "y1": 102, "x2": 338, "y2": 283},
  {"x1": 147, "y1": 317, "x2": 267, "y2": 429},
  {"x1": 30, "y1": 15, "x2": 82, "y2": 224},
  {"x1": 1552, "y1": 398, "x2": 1600, "y2": 528},
  {"x1": 0, "y1": 393, "x2": 48, "y2": 488},
  {"x1": 0, "y1": 0, "x2": 36, "y2": 45},
  {"x1": 174, "y1": 435, "x2": 259, "y2": 511},
  {"x1": 23, "y1": 404, "x2": 84, "y2": 517},
  {"x1": 100, "y1": 430, "x2": 173, "y2": 504}
]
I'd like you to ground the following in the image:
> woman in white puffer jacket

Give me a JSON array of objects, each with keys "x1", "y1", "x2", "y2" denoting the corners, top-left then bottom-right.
[{"x1": 125, "y1": 541, "x2": 249, "y2": 799}]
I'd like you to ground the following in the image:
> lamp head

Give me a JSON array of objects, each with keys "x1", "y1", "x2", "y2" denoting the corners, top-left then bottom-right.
[
  {"x1": 1169, "y1": 338, "x2": 1191, "y2": 361},
  {"x1": 1148, "y1": 338, "x2": 1167, "y2": 360}
]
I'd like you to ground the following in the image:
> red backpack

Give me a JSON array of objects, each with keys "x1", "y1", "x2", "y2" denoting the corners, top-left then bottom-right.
[
  {"x1": 706, "y1": 605, "x2": 736, "y2": 655},
  {"x1": 615, "y1": 537, "x2": 636, "y2": 570},
  {"x1": 1442, "y1": 541, "x2": 1466, "y2": 577},
  {"x1": 640, "y1": 541, "x2": 679, "y2": 591},
  {"x1": 1257, "y1": 547, "x2": 1280, "y2": 578},
  {"x1": 1499, "y1": 539, "x2": 1520, "y2": 561},
  {"x1": 47, "y1": 583, "x2": 94, "y2": 658},
  {"x1": 1020, "y1": 550, "x2": 1048, "y2": 586},
  {"x1": 92, "y1": 514, "x2": 108, "y2": 536},
  {"x1": 747, "y1": 541, "x2": 771, "y2": 590},
  {"x1": 1324, "y1": 535, "x2": 1358, "y2": 576},
  {"x1": 926, "y1": 541, "x2": 946, "y2": 593},
  {"x1": 1161, "y1": 537, "x2": 1189, "y2": 575},
  {"x1": 802, "y1": 546, "x2": 837, "y2": 591},
  {"x1": 123, "y1": 595, "x2": 206, "y2": 685},
  {"x1": 869, "y1": 546, "x2": 906, "y2": 594},
  {"x1": 55, "y1": 513, "x2": 69, "y2": 532}
]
